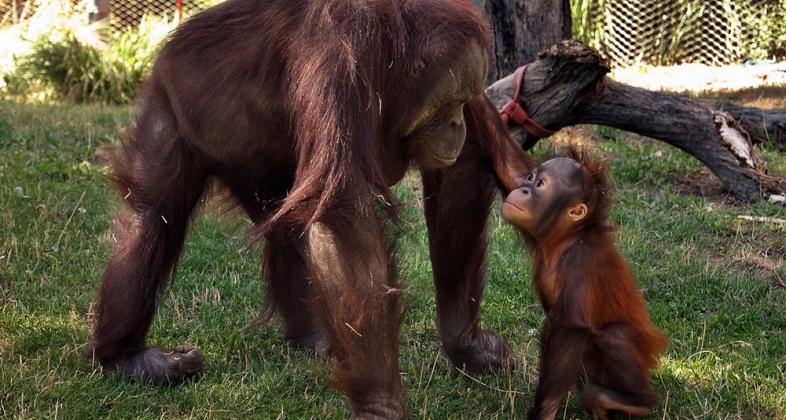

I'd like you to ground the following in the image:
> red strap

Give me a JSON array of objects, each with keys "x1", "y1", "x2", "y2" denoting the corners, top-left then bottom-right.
[{"x1": 499, "y1": 64, "x2": 556, "y2": 138}]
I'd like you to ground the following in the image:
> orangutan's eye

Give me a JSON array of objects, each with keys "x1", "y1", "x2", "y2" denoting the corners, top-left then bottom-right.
[
  {"x1": 537, "y1": 179, "x2": 544, "y2": 188},
  {"x1": 527, "y1": 173, "x2": 534, "y2": 182}
]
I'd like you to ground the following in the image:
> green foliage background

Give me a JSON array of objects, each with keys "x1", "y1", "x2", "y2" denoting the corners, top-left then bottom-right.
[
  {"x1": 571, "y1": 0, "x2": 786, "y2": 65},
  {"x1": 3, "y1": 16, "x2": 167, "y2": 104}
]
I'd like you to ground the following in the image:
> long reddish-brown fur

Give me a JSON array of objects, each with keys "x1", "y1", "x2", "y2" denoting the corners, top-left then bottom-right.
[
  {"x1": 505, "y1": 149, "x2": 667, "y2": 419},
  {"x1": 533, "y1": 150, "x2": 666, "y2": 370},
  {"x1": 89, "y1": 0, "x2": 528, "y2": 417}
]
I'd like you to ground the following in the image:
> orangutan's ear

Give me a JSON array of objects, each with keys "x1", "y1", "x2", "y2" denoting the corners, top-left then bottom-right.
[{"x1": 567, "y1": 203, "x2": 588, "y2": 222}]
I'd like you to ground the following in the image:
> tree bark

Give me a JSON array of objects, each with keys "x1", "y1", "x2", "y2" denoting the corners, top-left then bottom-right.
[
  {"x1": 485, "y1": 40, "x2": 785, "y2": 202},
  {"x1": 472, "y1": 0, "x2": 572, "y2": 84},
  {"x1": 705, "y1": 103, "x2": 786, "y2": 149},
  {"x1": 91, "y1": 0, "x2": 110, "y2": 22}
]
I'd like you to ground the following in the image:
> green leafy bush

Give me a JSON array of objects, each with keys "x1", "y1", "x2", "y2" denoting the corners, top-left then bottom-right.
[
  {"x1": 4, "y1": 16, "x2": 170, "y2": 104},
  {"x1": 738, "y1": 0, "x2": 786, "y2": 60}
]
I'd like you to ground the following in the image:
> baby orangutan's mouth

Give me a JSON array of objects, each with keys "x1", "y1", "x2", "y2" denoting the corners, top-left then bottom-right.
[{"x1": 503, "y1": 200, "x2": 525, "y2": 213}]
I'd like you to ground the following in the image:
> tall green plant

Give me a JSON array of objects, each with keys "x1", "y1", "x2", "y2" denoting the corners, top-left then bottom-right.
[
  {"x1": 651, "y1": 0, "x2": 704, "y2": 65},
  {"x1": 571, "y1": 0, "x2": 606, "y2": 49},
  {"x1": 6, "y1": 15, "x2": 170, "y2": 104}
]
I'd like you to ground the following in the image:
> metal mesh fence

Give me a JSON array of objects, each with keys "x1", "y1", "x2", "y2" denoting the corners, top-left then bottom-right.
[
  {"x1": 107, "y1": 0, "x2": 219, "y2": 29},
  {"x1": 0, "y1": 0, "x2": 221, "y2": 28},
  {"x1": 584, "y1": 0, "x2": 786, "y2": 66},
  {"x1": 1, "y1": 0, "x2": 37, "y2": 25}
]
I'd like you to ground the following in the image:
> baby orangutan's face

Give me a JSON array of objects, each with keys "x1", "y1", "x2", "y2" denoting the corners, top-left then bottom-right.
[{"x1": 502, "y1": 157, "x2": 588, "y2": 238}]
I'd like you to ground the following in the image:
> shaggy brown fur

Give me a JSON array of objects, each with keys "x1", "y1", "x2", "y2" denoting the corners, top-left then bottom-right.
[
  {"x1": 89, "y1": 0, "x2": 530, "y2": 417},
  {"x1": 499, "y1": 149, "x2": 667, "y2": 420}
]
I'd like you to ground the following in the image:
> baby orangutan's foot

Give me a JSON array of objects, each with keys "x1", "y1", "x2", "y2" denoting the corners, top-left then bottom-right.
[
  {"x1": 111, "y1": 345, "x2": 204, "y2": 385},
  {"x1": 582, "y1": 385, "x2": 651, "y2": 419}
]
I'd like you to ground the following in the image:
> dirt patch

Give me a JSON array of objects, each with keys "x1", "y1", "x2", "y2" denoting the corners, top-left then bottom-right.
[
  {"x1": 713, "y1": 246, "x2": 786, "y2": 289},
  {"x1": 612, "y1": 63, "x2": 786, "y2": 97},
  {"x1": 670, "y1": 168, "x2": 786, "y2": 207},
  {"x1": 549, "y1": 125, "x2": 602, "y2": 149},
  {"x1": 669, "y1": 171, "x2": 739, "y2": 205},
  {"x1": 713, "y1": 221, "x2": 786, "y2": 288}
]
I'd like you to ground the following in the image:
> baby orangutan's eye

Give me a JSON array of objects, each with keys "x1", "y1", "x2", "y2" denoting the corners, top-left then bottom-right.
[
  {"x1": 527, "y1": 173, "x2": 535, "y2": 182},
  {"x1": 537, "y1": 179, "x2": 544, "y2": 188}
]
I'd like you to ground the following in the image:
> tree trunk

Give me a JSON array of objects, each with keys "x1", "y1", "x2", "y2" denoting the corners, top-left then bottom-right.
[
  {"x1": 89, "y1": 0, "x2": 110, "y2": 23},
  {"x1": 472, "y1": 0, "x2": 572, "y2": 84},
  {"x1": 485, "y1": 40, "x2": 786, "y2": 202}
]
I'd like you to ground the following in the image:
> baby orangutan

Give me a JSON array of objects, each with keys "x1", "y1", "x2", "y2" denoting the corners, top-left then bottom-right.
[{"x1": 500, "y1": 150, "x2": 667, "y2": 420}]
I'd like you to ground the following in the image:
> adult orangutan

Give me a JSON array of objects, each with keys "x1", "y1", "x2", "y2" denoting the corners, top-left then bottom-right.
[{"x1": 89, "y1": 0, "x2": 530, "y2": 418}]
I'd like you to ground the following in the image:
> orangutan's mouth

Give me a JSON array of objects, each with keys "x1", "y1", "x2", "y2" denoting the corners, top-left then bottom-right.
[{"x1": 503, "y1": 200, "x2": 525, "y2": 212}]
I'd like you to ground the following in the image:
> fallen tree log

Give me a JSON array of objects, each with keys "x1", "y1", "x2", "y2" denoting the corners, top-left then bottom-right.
[{"x1": 485, "y1": 40, "x2": 785, "y2": 203}]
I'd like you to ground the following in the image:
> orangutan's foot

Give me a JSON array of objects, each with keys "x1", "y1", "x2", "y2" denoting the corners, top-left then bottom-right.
[
  {"x1": 111, "y1": 345, "x2": 204, "y2": 385},
  {"x1": 444, "y1": 329, "x2": 516, "y2": 373},
  {"x1": 351, "y1": 395, "x2": 408, "y2": 420}
]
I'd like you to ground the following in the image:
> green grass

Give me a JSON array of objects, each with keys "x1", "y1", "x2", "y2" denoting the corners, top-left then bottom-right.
[{"x1": 1, "y1": 100, "x2": 785, "y2": 418}]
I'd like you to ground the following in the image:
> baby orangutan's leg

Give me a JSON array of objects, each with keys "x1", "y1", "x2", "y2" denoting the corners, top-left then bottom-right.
[
  {"x1": 582, "y1": 385, "x2": 651, "y2": 419},
  {"x1": 582, "y1": 324, "x2": 659, "y2": 419}
]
